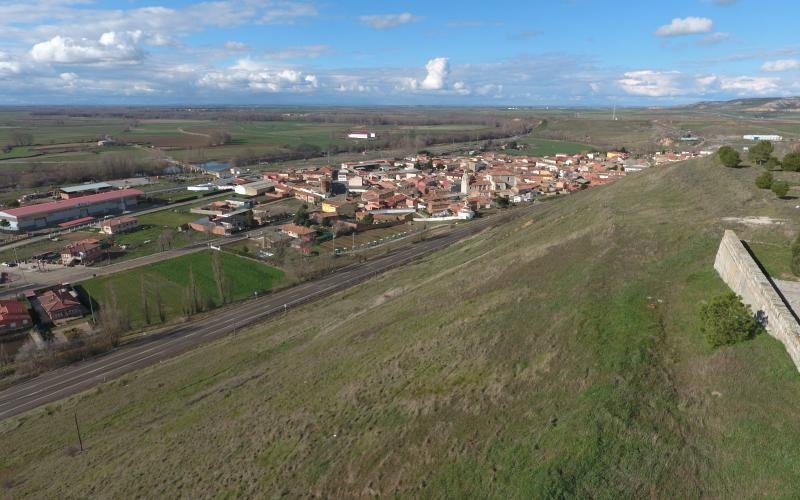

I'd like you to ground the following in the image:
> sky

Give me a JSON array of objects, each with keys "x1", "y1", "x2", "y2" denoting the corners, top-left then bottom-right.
[{"x1": 0, "y1": 0, "x2": 798, "y2": 105}]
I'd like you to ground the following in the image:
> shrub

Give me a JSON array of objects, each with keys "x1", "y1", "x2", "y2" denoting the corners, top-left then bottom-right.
[
  {"x1": 717, "y1": 146, "x2": 741, "y2": 168},
  {"x1": 765, "y1": 156, "x2": 782, "y2": 170},
  {"x1": 755, "y1": 171, "x2": 773, "y2": 189},
  {"x1": 771, "y1": 180, "x2": 790, "y2": 198},
  {"x1": 700, "y1": 292, "x2": 762, "y2": 347},
  {"x1": 782, "y1": 152, "x2": 800, "y2": 172}
]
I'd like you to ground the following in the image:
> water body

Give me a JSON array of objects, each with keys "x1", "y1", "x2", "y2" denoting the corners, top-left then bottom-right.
[{"x1": 195, "y1": 161, "x2": 231, "y2": 171}]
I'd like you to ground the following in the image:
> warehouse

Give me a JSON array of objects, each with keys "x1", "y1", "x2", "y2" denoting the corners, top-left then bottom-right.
[
  {"x1": 233, "y1": 180, "x2": 275, "y2": 197},
  {"x1": 59, "y1": 182, "x2": 113, "y2": 199},
  {"x1": 0, "y1": 189, "x2": 143, "y2": 231}
]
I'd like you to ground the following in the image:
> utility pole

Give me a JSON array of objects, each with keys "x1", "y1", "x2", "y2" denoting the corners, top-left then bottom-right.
[{"x1": 74, "y1": 411, "x2": 84, "y2": 452}]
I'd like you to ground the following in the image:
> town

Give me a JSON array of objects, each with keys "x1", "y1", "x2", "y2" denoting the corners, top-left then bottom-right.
[{"x1": 0, "y1": 139, "x2": 714, "y2": 365}]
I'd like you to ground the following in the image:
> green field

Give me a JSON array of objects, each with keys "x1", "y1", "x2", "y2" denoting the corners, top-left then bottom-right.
[
  {"x1": 4, "y1": 157, "x2": 800, "y2": 496},
  {"x1": 81, "y1": 250, "x2": 284, "y2": 329},
  {"x1": 508, "y1": 137, "x2": 594, "y2": 156}
]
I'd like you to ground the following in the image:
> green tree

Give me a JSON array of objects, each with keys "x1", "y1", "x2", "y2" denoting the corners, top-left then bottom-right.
[
  {"x1": 717, "y1": 146, "x2": 741, "y2": 168},
  {"x1": 748, "y1": 140, "x2": 774, "y2": 166},
  {"x1": 755, "y1": 170, "x2": 774, "y2": 189},
  {"x1": 700, "y1": 292, "x2": 762, "y2": 347},
  {"x1": 494, "y1": 196, "x2": 510, "y2": 208},
  {"x1": 782, "y1": 152, "x2": 800, "y2": 172},
  {"x1": 293, "y1": 205, "x2": 309, "y2": 226},
  {"x1": 361, "y1": 213, "x2": 374, "y2": 225},
  {"x1": 771, "y1": 180, "x2": 790, "y2": 198}
]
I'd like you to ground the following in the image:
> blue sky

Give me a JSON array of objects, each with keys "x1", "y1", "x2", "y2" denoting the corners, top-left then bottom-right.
[{"x1": 0, "y1": 0, "x2": 798, "y2": 105}]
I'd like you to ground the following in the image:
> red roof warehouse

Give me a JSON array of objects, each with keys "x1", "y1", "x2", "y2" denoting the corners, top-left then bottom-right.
[{"x1": 0, "y1": 189, "x2": 142, "y2": 231}]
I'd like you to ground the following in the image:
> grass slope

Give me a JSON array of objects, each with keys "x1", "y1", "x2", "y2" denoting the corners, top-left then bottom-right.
[
  {"x1": 3, "y1": 158, "x2": 800, "y2": 497},
  {"x1": 81, "y1": 250, "x2": 285, "y2": 329}
]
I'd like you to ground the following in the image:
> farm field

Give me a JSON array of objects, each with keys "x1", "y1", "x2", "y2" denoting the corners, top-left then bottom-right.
[
  {"x1": 81, "y1": 250, "x2": 285, "y2": 329},
  {"x1": 508, "y1": 137, "x2": 594, "y2": 156}
]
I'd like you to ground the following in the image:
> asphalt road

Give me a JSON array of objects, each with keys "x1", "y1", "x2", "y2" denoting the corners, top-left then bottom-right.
[{"x1": 0, "y1": 205, "x2": 533, "y2": 420}]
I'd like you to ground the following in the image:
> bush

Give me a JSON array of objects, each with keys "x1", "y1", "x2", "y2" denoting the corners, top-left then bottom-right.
[
  {"x1": 765, "y1": 156, "x2": 782, "y2": 170},
  {"x1": 783, "y1": 152, "x2": 800, "y2": 172},
  {"x1": 771, "y1": 180, "x2": 790, "y2": 198},
  {"x1": 755, "y1": 171, "x2": 773, "y2": 189},
  {"x1": 700, "y1": 292, "x2": 762, "y2": 347},
  {"x1": 792, "y1": 234, "x2": 800, "y2": 276},
  {"x1": 717, "y1": 146, "x2": 741, "y2": 168}
]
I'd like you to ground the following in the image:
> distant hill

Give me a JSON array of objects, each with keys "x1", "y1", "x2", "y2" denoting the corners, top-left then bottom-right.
[
  {"x1": 690, "y1": 96, "x2": 800, "y2": 113},
  {"x1": 3, "y1": 158, "x2": 800, "y2": 497}
]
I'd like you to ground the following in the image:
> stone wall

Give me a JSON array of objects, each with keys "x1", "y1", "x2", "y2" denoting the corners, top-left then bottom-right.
[{"x1": 714, "y1": 229, "x2": 800, "y2": 371}]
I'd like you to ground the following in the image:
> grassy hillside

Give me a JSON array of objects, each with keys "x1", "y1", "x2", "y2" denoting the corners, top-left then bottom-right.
[
  {"x1": 3, "y1": 158, "x2": 800, "y2": 497},
  {"x1": 81, "y1": 251, "x2": 285, "y2": 329}
]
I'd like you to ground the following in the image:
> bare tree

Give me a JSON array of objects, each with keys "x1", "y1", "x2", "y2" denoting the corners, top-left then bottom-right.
[
  {"x1": 140, "y1": 274, "x2": 150, "y2": 325},
  {"x1": 9, "y1": 131, "x2": 34, "y2": 147},
  {"x1": 211, "y1": 250, "x2": 228, "y2": 305}
]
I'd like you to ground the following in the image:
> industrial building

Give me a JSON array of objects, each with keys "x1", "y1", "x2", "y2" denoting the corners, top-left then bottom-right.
[
  {"x1": 0, "y1": 189, "x2": 142, "y2": 231},
  {"x1": 233, "y1": 180, "x2": 275, "y2": 197},
  {"x1": 59, "y1": 182, "x2": 114, "y2": 199},
  {"x1": 743, "y1": 134, "x2": 783, "y2": 141}
]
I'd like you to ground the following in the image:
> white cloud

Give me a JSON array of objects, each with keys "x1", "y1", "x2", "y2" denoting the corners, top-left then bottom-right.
[
  {"x1": 655, "y1": 17, "x2": 713, "y2": 36},
  {"x1": 224, "y1": 41, "x2": 249, "y2": 51},
  {"x1": 30, "y1": 31, "x2": 144, "y2": 64},
  {"x1": 198, "y1": 58, "x2": 318, "y2": 93},
  {"x1": 0, "y1": 51, "x2": 21, "y2": 76},
  {"x1": 699, "y1": 32, "x2": 730, "y2": 45},
  {"x1": 420, "y1": 57, "x2": 449, "y2": 90},
  {"x1": 618, "y1": 70, "x2": 684, "y2": 96},
  {"x1": 260, "y1": 2, "x2": 318, "y2": 24},
  {"x1": 719, "y1": 76, "x2": 779, "y2": 94},
  {"x1": 265, "y1": 44, "x2": 331, "y2": 60},
  {"x1": 619, "y1": 69, "x2": 781, "y2": 97},
  {"x1": 761, "y1": 59, "x2": 800, "y2": 72},
  {"x1": 359, "y1": 12, "x2": 420, "y2": 30}
]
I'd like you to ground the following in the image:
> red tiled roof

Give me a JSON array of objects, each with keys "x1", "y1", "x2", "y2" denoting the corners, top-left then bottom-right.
[
  {"x1": 38, "y1": 289, "x2": 82, "y2": 315},
  {"x1": 0, "y1": 300, "x2": 29, "y2": 322},
  {"x1": 57, "y1": 216, "x2": 95, "y2": 228},
  {"x1": 1, "y1": 189, "x2": 142, "y2": 218}
]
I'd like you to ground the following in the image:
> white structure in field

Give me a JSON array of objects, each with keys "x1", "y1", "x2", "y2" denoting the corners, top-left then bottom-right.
[
  {"x1": 348, "y1": 131, "x2": 377, "y2": 139},
  {"x1": 743, "y1": 134, "x2": 782, "y2": 141}
]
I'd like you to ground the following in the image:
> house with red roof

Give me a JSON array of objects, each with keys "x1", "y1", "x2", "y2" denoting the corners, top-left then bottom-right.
[{"x1": 0, "y1": 300, "x2": 32, "y2": 335}]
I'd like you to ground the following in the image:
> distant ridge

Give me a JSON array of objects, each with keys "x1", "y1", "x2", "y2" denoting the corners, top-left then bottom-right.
[{"x1": 689, "y1": 96, "x2": 800, "y2": 113}]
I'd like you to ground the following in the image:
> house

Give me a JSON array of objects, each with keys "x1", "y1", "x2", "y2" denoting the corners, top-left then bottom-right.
[
  {"x1": 61, "y1": 238, "x2": 102, "y2": 266},
  {"x1": 321, "y1": 196, "x2": 356, "y2": 216},
  {"x1": 280, "y1": 223, "x2": 317, "y2": 240},
  {"x1": 101, "y1": 216, "x2": 139, "y2": 235},
  {"x1": 0, "y1": 300, "x2": 31, "y2": 335},
  {"x1": 36, "y1": 288, "x2": 86, "y2": 324},
  {"x1": 189, "y1": 208, "x2": 251, "y2": 236}
]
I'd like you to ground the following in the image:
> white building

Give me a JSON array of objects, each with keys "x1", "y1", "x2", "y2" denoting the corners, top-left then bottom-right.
[
  {"x1": 347, "y1": 131, "x2": 377, "y2": 140},
  {"x1": 743, "y1": 134, "x2": 782, "y2": 141}
]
